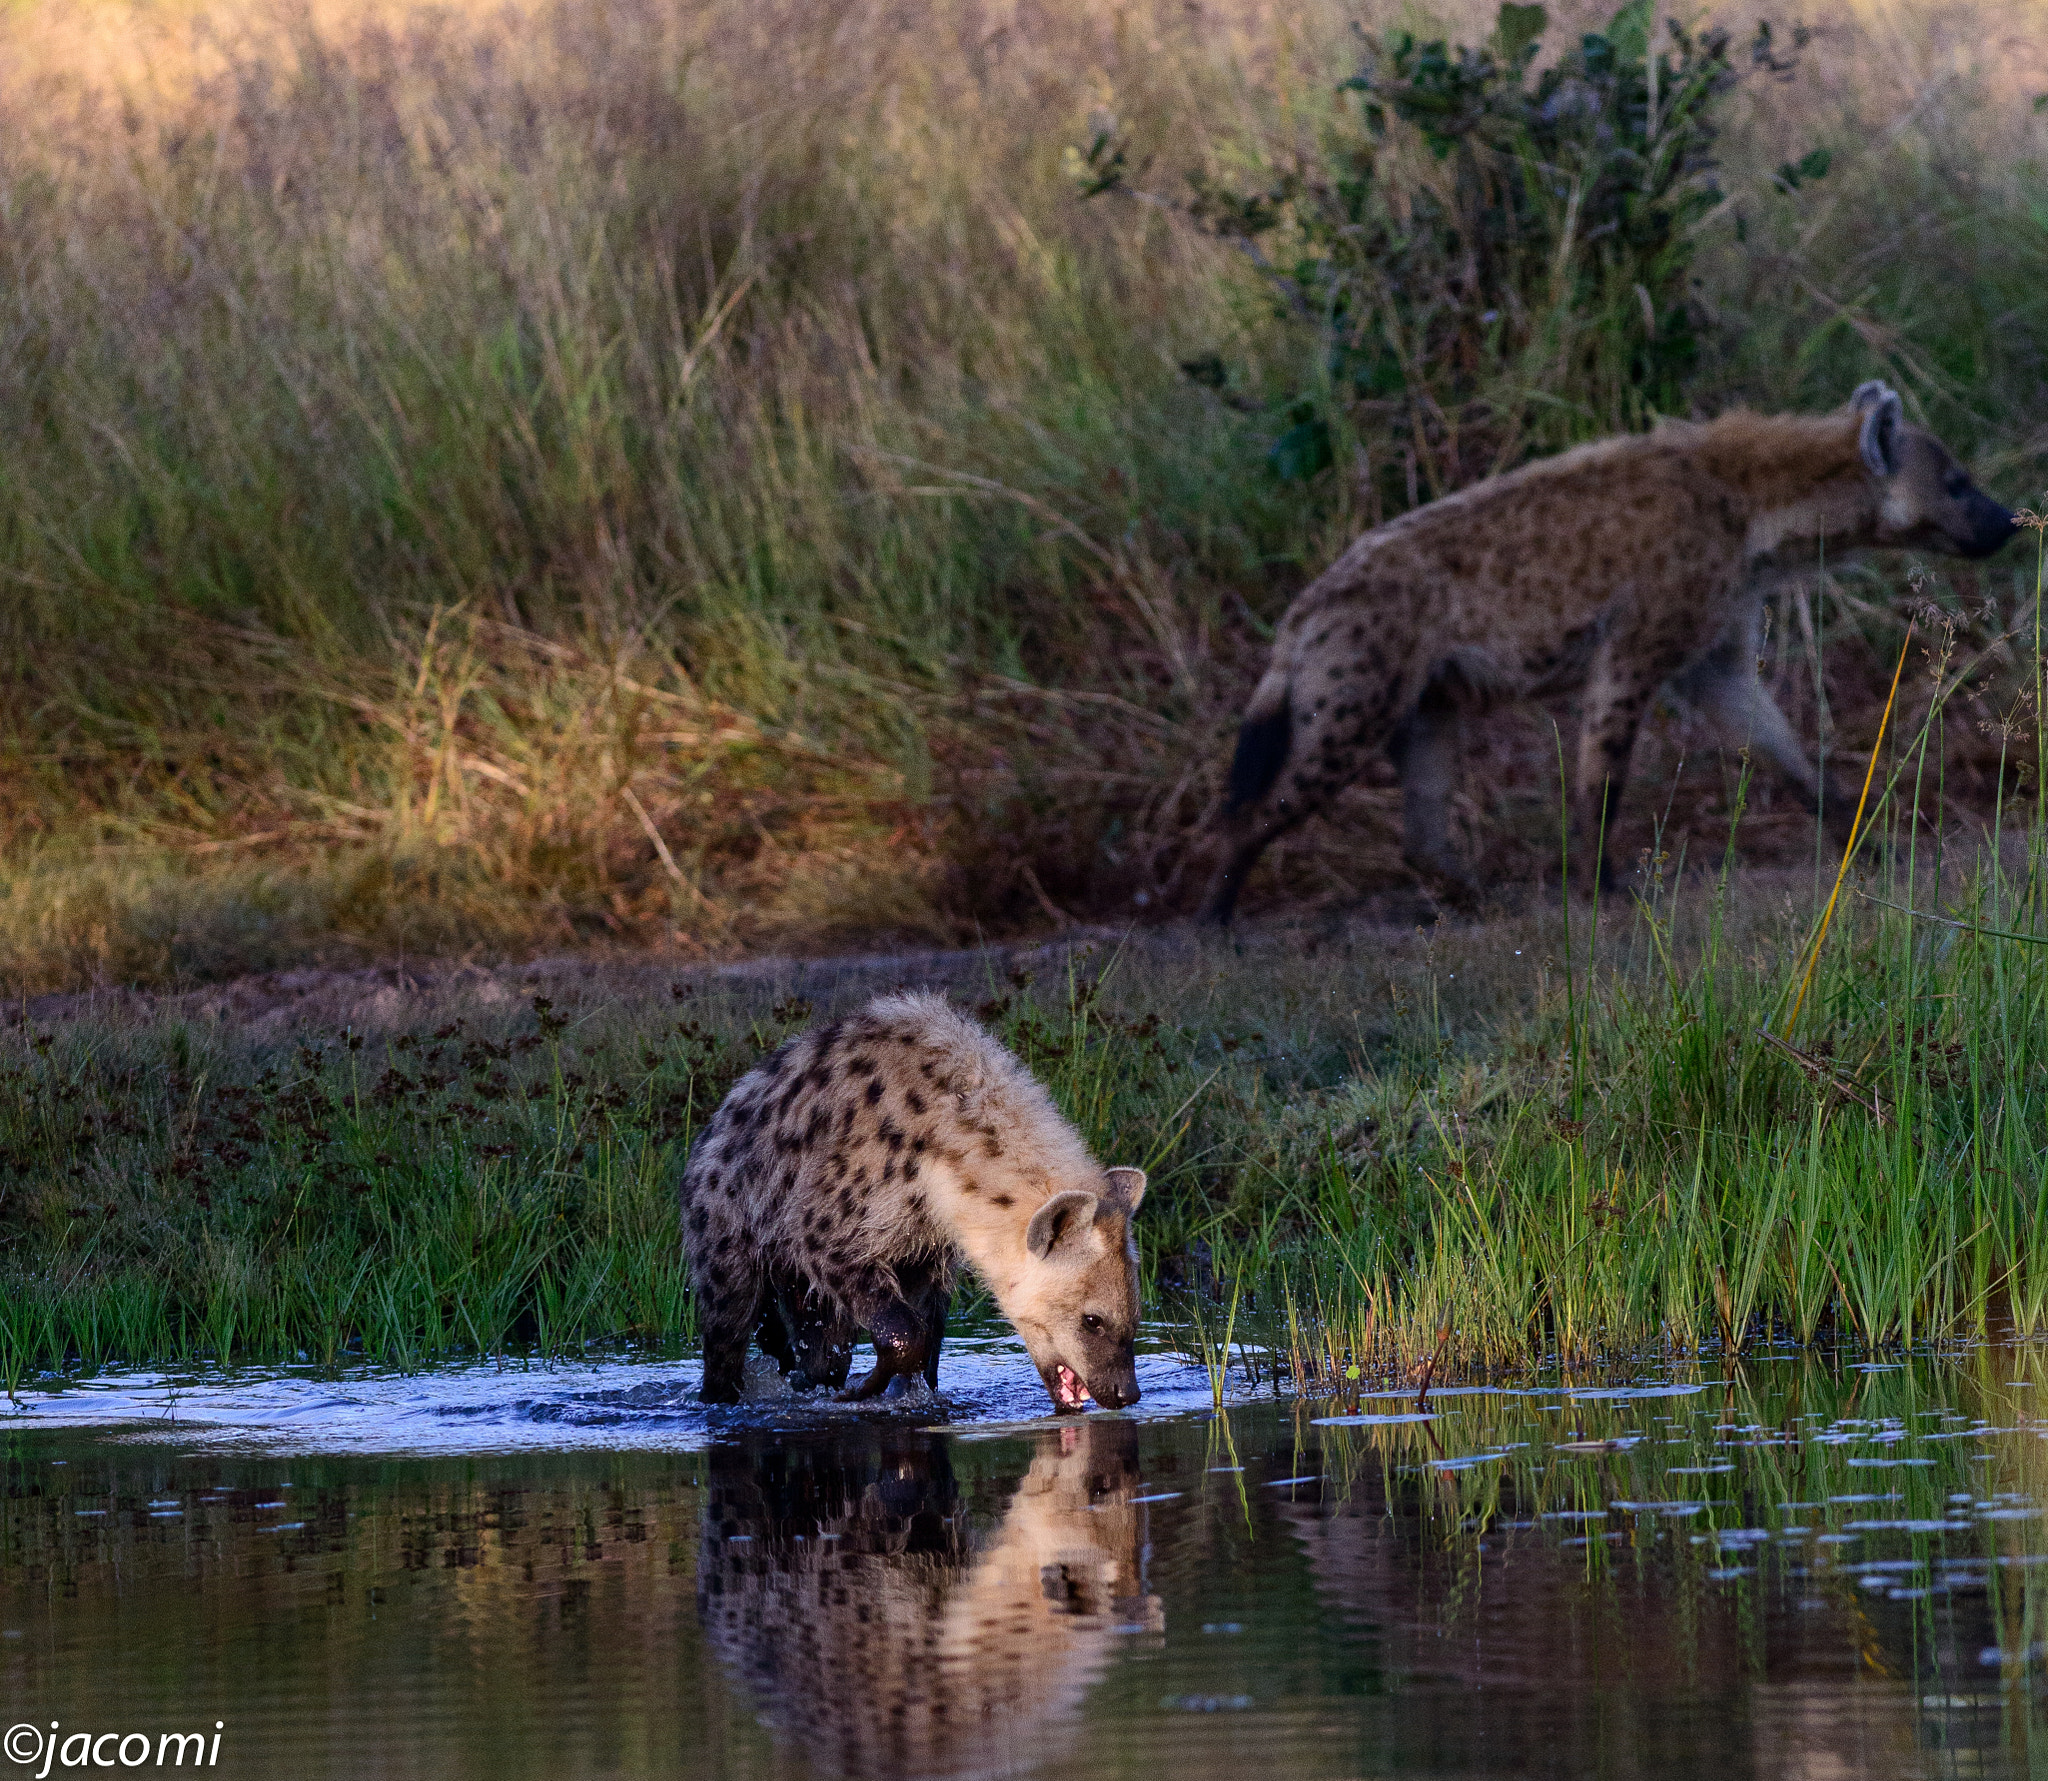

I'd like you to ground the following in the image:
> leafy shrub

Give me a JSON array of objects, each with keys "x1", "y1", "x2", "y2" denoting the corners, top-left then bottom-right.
[{"x1": 1086, "y1": 2, "x2": 1812, "y2": 505}]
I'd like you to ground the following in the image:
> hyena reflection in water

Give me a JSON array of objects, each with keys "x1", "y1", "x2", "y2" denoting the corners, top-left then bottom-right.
[{"x1": 698, "y1": 1420, "x2": 1161, "y2": 1780}]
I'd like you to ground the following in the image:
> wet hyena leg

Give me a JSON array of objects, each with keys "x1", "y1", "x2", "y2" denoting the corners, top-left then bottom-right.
[
  {"x1": 916, "y1": 1284, "x2": 950, "y2": 1391},
  {"x1": 753, "y1": 1268, "x2": 855, "y2": 1390},
  {"x1": 697, "y1": 1249, "x2": 765, "y2": 1405},
  {"x1": 1387, "y1": 685, "x2": 1480, "y2": 907},
  {"x1": 753, "y1": 1270, "x2": 801, "y2": 1376},
  {"x1": 1669, "y1": 620, "x2": 1856, "y2": 840},
  {"x1": 838, "y1": 1293, "x2": 935, "y2": 1401},
  {"x1": 790, "y1": 1286, "x2": 855, "y2": 1391}
]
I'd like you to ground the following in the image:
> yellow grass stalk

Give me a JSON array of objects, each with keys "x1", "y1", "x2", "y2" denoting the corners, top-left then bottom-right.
[{"x1": 1781, "y1": 622, "x2": 1915, "y2": 1037}]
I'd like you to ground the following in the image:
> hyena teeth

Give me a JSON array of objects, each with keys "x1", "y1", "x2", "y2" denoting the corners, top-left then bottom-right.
[{"x1": 680, "y1": 990, "x2": 1147, "y2": 1414}]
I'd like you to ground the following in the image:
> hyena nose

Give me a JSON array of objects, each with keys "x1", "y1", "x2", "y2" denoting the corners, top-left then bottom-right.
[
  {"x1": 1098, "y1": 1377, "x2": 1141, "y2": 1409},
  {"x1": 1967, "y1": 495, "x2": 2018, "y2": 558}
]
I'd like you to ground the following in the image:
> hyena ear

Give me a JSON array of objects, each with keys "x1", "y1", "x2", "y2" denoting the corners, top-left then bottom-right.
[
  {"x1": 1854, "y1": 382, "x2": 1904, "y2": 477},
  {"x1": 1026, "y1": 1190, "x2": 1100, "y2": 1261},
  {"x1": 1101, "y1": 1167, "x2": 1147, "y2": 1215}
]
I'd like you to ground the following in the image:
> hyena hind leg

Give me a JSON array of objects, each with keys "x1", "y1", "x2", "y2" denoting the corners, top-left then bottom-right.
[
  {"x1": 786, "y1": 1279, "x2": 856, "y2": 1391},
  {"x1": 1388, "y1": 687, "x2": 1481, "y2": 909},
  {"x1": 754, "y1": 1269, "x2": 853, "y2": 1389},
  {"x1": 697, "y1": 1256, "x2": 766, "y2": 1406}
]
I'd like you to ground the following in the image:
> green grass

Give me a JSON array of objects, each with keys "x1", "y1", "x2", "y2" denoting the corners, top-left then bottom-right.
[
  {"x1": 0, "y1": 0, "x2": 2040, "y2": 983},
  {"x1": 0, "y1": 0, "x2": 2045, "y2": 1384},
  {"x1": 6, "y1": 767, "x2": 2048, "y2": 1389}
]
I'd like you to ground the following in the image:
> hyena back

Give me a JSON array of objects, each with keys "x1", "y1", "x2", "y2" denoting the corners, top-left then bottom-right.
[
  {"x1": 680, "y1": 991, "x2": 1146, "y2": 1412},
  {"x1": 1200, "y1": 382, "x2": 2016, "y2": 921}
]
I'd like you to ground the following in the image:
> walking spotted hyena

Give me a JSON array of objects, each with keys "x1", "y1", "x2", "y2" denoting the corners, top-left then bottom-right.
[
  {"x1": 1200, "y1": 382, "x2": 2017, "y2": 921},
  {"x1": 680, "y1": 991, "x2": 1147, "y2": 1412}
]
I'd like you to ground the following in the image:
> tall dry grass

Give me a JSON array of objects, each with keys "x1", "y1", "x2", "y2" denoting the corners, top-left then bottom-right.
[{"x1": 0, "y1": 0, "x2": 2042, "y2": 989}]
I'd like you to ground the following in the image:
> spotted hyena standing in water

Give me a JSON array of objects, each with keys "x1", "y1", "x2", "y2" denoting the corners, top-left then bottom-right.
[
  {"x1": 680, "y1": 992, "x2": 1146, "y2": 1412},
  {"x1": 1200, "y1": 383, "x2": 2017, "y2": 922}
]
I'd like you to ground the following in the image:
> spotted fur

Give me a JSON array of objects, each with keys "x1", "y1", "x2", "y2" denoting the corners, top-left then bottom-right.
[
  {"x1": 680, "y1": 991, "x2": 1147, "y2": 1411},
  {"x1": 1200, "y1": 383, "x2": 2017, "y2": 920}
]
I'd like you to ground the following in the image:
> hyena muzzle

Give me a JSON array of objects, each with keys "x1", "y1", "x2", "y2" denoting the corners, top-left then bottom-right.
[
  {"x1": 680, "y1": 991, "x2": 1147, "y2": 1414},
  {"x1": 1200, "y1": 382, "x2": 2016, "y2": 922}
]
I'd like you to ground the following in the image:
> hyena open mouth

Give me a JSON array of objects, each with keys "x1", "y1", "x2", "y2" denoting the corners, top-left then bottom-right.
[{"x1": 1055, "y1": 1365, "x2": 1089, "y2": 1409}]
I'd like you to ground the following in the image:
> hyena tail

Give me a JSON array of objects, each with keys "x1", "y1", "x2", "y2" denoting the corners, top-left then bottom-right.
[{"x1": 1225, "y1": 674, "x2": 1292, "y2": 814}]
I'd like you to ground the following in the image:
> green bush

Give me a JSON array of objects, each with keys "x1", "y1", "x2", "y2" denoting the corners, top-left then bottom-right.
[{"x1": 1087, "y1": 2, "x2": 1813, "y2": 503}]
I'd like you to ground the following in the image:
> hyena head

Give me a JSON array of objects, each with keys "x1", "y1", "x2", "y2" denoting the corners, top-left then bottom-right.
[
  {"x1": 1012, "y1": 1166, "x2": 1146, "y2": 1413},
  {"x1": 1852, "y1": 380, "x2": 2016, "y2": 559}
]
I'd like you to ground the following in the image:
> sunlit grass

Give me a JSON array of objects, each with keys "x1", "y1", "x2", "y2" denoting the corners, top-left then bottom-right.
[{"x1": 0, "y1": 0, "x2": 2039, "y2": 983}]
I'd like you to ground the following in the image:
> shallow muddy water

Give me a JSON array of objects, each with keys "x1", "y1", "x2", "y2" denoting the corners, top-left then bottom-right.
[{"x1": 8, "y1": 1340, "x2": 2048, "y2": 1779}]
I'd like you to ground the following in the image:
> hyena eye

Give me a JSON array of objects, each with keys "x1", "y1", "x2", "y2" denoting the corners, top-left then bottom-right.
[{"x1": 1081, "y1": 1313, "x2": 1105, "y2": 1335}]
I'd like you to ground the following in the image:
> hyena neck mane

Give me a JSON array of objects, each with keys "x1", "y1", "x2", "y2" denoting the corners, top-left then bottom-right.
[
  {"x1": 1688, "y1": 409, "x2": 1881, "y2": 561},
  {"x1": 933, "y1": 1078, "x2": 1103, "y2": 1301}
]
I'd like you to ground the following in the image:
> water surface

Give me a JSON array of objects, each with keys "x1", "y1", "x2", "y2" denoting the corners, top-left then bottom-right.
[{"x1": 7, "y1": 1341, "x2": 2048, "y2": 1778}]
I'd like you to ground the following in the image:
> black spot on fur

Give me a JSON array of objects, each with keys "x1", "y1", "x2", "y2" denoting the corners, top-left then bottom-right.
[
  {"x1": 904, "y1": 1088, "x2": 926, "y2": 1116},
  {"x1": 990, "y1": 1193, "x2": 1014, "y2": 1208},
  {"x1": 848, "y1": 1055, "x2": 876, "y2": 1077},
  {"x1": 864, "y1": 1080, "x2": 884, "y2": 1105}
]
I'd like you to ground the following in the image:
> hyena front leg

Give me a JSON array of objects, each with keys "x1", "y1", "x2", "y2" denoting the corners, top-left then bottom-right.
[
  {"x1": 1670, "y1": 616, "x2": 1856, "y2": 841},
  {"x1": 838, "y1": 1295, "x2": 935, "y2": 1400},
  {"x1": 1387, "y1": 685, "x2": 1481, "y2": 908},
  {"x1": 837, "y1": 1262, "x2": 948, "y2": 1400},
  {"x1": 914, "y1": 1280, "x2": 950, "y2": 1391},
  {"x1": 1573, "y1": 645, "x2": 1668, "y2": 891}
]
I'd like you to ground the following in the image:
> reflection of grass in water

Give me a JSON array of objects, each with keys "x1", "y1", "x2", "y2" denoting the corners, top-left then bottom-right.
[{"x1": 1282, "y1": 1349, "x2": 2048, "y2": 1669}]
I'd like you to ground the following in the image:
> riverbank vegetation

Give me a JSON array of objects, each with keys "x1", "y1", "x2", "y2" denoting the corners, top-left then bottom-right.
[
  {"x1": 6, "y1": 810, "x2": 2048, "y2": 1389},
  {"x1": 0, "y1": 0, "x2": 2043, "y2": 987},
  {"x1": 2, "y1": 0, "x2": 2046, "y2": 1386}
]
